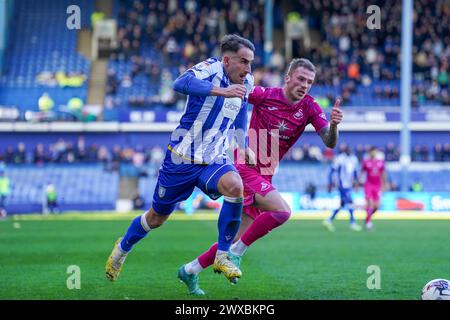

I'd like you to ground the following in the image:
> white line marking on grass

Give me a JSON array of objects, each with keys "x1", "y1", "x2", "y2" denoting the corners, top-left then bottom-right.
[{"x1": 10, "y1": 210, "x2": 450, "y2": 221}]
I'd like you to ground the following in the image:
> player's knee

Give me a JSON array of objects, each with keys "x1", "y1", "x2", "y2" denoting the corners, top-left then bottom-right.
[
  {"x1": 146, "y1": 210, "x2": 168, "y2": 229},
  {"x1": 271, "y1": 210, "x2": 291, "y2": 225},
  {"x1": 279, "y1": 201, "x2": 292, "y2": 215},
  {"x1": 149, "y1": 220, "x2": 164, "y2": 229},
  {"x1": 220, "y1": 174, "x2": 244, "y2": 198},
  {"x1": 228, "y1": 183, "x2": 244, "y2": 198},
  {"x1": 270, "y1": 197, "x2": 291, "y2": 215}
]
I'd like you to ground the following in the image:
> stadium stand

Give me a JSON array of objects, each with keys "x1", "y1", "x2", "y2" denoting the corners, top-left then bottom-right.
[
  {"x1": 282, "y1": 0, "x2": 450, "y2": 107},
  {"x1": 5, "y1": 164, "x2": 119, "y2": 213},
  {"x1": 1, "y1": 0, "x2": 449, "y2": 121},
  {"x1": 2, "y1": 138, "x2": 450, "y2": 166},
  {"x1": 102, "y1": 0, "x2": 450, "y2": 112},
  {"x1": 104, "y1": 0, "x2": 265, "y2": 113},
  {"x1": 0, "y1": 1, "x2": 449, "y2": 214},
  {"x1": 0, "y1": 0, "x2": 93, "y2": 116}
]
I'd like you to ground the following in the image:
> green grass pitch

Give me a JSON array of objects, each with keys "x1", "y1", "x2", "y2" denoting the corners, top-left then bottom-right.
[{"x1": 0, "y1": 212, "x2": 449, "y2": 300}]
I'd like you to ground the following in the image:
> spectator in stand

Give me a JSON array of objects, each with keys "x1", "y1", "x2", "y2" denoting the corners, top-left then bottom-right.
[
  {"x1": 3, "y1": 139, "x2": 450, "y2": 166},
  {"x1": 97, "y1": 146, "x2": 111, "y2": 167},
  {"x1": 291, "y1": 147, "x2": 304, "y2": 162},
  {"x1": 87, "y1": 144, "x2": 100, "y2": 162},
  {"x1": 4, "y1": 146, "x2": 15, "y2": 164},
  {"x1": 149, "y1": 145, "x2": 164, "y2": 166},
  {"x1": 14, "y1": 143, "x2": 27, "y2": 164},
  {"x1": 385, "y1": 142, "x2": 400, "y2": 162},
  {"x1": 433, "y1": 143, "x2": 444, "y2": 162},
  {"x1": 443, "y1": 143, "x2": 450, "y2": 161},
  {"x1": 110, "y1": 145, "x2": 123, "y2": 171},
  {"x1": 411, "y1": 145, "x2": 422, "y2": 162},
  {"x1": 302, "y1": 144, "x2": 313, "y2": 162},
  {"x1": 420, "y1": 145, "x2": 430, "y2": 162},
  {"x1": 106, "y1": 69, "x2": 119, "y2": 95},
  {"x1": 33, "y1": 144, "x2": 47, "y2": 165},
  {"x1": 121, "y1": 146, "x2": 135, "y2": 164},
  {"x1": 261, "y1": 67, "x2": 283, "y2": 87},
  {"x1": 441, "y1": 89, "x2": 450, "y2": 106},
  {"x1": 355, "y1": 144, "x2": 365, "y2": 162}
]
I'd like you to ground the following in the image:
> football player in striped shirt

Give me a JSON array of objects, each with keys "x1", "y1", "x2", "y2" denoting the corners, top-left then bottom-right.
[{"x1": 106, "y1": 35, "x2": 256, "y2": 286}]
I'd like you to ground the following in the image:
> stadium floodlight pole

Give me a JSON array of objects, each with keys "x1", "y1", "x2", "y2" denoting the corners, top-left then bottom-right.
[
  {"x1": 400, "y1": 0, "x2": 413, "y2": 191},
  {"x1": 264, "y1": 0, "x2": 273, "y2": 66}
]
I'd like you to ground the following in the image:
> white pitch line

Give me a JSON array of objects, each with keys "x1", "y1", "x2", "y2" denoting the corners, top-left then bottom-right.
[{"x1": 10, "y1": 210, "x2": 450, "y2": 221}]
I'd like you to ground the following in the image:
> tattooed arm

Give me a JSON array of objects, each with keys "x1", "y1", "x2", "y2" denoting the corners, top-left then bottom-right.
[{"x1": 319, "y1": 98, "x2": 342, "y2": 149}]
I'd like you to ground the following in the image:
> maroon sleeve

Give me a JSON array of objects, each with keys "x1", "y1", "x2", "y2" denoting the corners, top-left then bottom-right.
[
  {"x1": 309, "y1": 99, "x2": 329, "y2": 133},
  {"x1": 248, "y1": 86, "x2": 267, "y2": 108}
]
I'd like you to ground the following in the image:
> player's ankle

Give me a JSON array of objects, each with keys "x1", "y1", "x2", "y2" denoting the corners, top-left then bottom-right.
[
  {"x1": 230, "y1": 239, "x2": 247, "y2": 256},
  {"x1": 216, "y1": 250, "x2": 228, "y2": 256}
]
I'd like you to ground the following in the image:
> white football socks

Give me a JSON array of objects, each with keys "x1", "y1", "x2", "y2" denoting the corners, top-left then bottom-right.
[
  {"x1": 185, "y1": 258, "x2": 203, "y2": 275},
  {"x1": 230, "y1": 240, "x2": 247, "y2": 257}
]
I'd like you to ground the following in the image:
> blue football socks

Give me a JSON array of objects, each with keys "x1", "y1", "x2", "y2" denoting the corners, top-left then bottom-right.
[
  {"x1": 120, "y1": 214, "x2": 150, "y2": 252},
  {"x1": 217, "y1": 197, "x2": 243, "y2": 252}
]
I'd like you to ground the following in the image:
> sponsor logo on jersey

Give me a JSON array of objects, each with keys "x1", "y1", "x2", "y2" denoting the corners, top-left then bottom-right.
[{"x1": 223, "y1": 100, "x2": 241, "y2": 113}]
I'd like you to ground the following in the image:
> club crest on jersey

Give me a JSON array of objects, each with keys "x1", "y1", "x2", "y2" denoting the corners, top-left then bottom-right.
[
  {"x1": 294, "y1": 111, "x2": 303, "y2": 119},
  {"x1": 158, "y1": 186, "x2": 166, "y2": 198}
]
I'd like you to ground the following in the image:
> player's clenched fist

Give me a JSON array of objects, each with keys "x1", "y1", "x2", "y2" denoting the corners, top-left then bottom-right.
[{"x1": 330, "y1": 97, "x2": 343, "y2": 125}]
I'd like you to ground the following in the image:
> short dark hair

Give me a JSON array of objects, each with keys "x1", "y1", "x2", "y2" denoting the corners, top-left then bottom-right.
[
  {"x1": 220, "y1": 34, "x2": 255, "y2": 55},
  {"x1": 286, "y1": 58, "x2": 316, "y2": 75}
]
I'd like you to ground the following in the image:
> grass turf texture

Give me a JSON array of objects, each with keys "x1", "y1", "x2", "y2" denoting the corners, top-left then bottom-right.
[{"x1": 0, "y1": 212, "x2": 449, "y2": 300}]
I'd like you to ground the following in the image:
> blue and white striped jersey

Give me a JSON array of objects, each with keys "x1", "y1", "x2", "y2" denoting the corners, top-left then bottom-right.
[
  {"x1": 169, "y1": 57, "x2": 254, "y2": 164},
  {"x1": 330, "y1": 153, "x2": 359, "y2": 189}
]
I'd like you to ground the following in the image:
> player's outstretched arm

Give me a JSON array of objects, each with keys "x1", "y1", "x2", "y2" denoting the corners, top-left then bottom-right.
[{"x1": 319, "y1": 98, "x2": 342, "y2": 148}]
